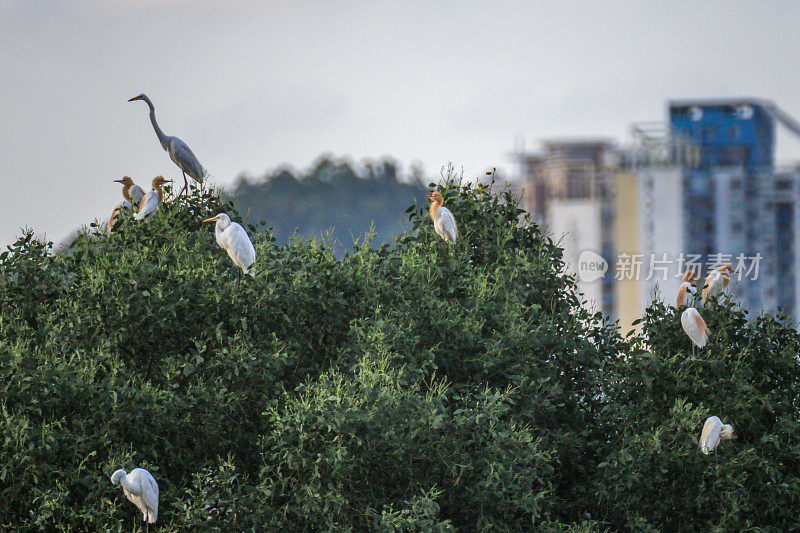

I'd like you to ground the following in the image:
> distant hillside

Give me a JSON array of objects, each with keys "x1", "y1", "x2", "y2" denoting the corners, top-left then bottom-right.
[{"x1": 226, "y1": 156, "x2": 429, "y2": 248}]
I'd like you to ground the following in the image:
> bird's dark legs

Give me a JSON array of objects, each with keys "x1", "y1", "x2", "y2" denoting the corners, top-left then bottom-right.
[
  {"x1": 236, "y1": 268, "x2": 241, "y2": 290},
  {"x1": 181, "y1": 171, "x2": 189, "y2": 196}
]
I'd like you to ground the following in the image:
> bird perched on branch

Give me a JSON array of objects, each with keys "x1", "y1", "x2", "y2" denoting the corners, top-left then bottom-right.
[
  {"x1": 676, "y1": 270, "x2": 697, "y2": 307},
  {"x1": 699, "y1": 415, "x2": 734, "y2": 454},
  {"x1": 128, "y1": 93, "x2": 206, "y2": 195},
  {"x1": 427, "y1": 191, "x2": 458, "y2": 243},
  {"x1": 110, "y1": 468, "x2": 159, "y2": 532},
  {"x1": 134, "y1": 176, "x2": 172, "y2": 221},
  {"x1": 681, "y1": 306, "x2": 709, "y2": 356},
  {"x1": 203, "y1": 212, "x2": 256, "y2": 286},
  {"x1": 702, "y1": 264, "x2": 737, "y2": 306},
  {"x1": 108, "y1": 177, "x2": 146, "y2": 231}
]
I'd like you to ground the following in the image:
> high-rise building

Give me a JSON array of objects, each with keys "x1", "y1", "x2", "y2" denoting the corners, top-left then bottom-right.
[
  {"x1": 514, "y1": 139, "x2": 616, "y2": 315},
  {"x1": 514, "y1": 98, "x2": 800, "y2": 331}
]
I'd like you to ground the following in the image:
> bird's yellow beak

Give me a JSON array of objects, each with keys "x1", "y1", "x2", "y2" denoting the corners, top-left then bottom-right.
[
  {"x1": 203, "y1": 215, "x2": 221, "y2": 222},
  {"x1": 127, "y1": 96, "x2": 141, "y2": 102},
  {"x1": 113, "y1": 179, "x2": 125, "y2": 183},
  {"x1": 426, "y1": 194, "x2": 433, "y2": 199}
]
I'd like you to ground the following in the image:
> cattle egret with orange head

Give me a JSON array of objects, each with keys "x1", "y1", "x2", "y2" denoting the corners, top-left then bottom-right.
[
  {"x1": 108, "y1": 177, "x2": 146, "y2": 231},
  {"x1": 114, "y1": 176, "x2": 145, "y2": 206},
  {"x1": 203, "y1": 213, "x2": 256, "y2": 285},
  {"x1": 702, "y1": 264, "x2": 737, "y2": 306},
  {"x1": 699, "y1": 415, "x2": 734, "y2": 455},
  {"x1": 134, "y1": 176, "x2": 172, "y2": 221},
  {"x1": 676, "y1": 270, "x2": 697, "y2": 307},
  {"x1": 427, "y1": 191, "x2": 458, "y2": 243},
  {"x1": 111, "y1": 468, "x2": 159, "y2": 532},
  {"x1": 681, "y1": 306, "x2": 709, "y2": 356}
]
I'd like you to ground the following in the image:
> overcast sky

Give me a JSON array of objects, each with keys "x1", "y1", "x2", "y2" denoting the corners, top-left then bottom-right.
[{"x1": 2, "y1": 1, "x2": 800, "y2": 247}]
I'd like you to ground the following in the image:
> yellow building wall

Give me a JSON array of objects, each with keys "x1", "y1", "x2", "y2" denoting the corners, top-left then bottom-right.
[{"x1": 614, "y1": 171, "x2": 642, "y2": 336}]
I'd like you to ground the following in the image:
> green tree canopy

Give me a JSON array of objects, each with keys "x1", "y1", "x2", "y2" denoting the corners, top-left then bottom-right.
[{"x1": 1, "y1": 176, "x2": 799, "y2": 531}]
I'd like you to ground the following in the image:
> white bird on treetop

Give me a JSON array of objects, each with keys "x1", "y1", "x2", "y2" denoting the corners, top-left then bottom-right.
[
  {"x1": 108, "y1": 177, "x2": 146, "y2": 231},
  {"x1": 676, "y1": 270, "x2": 697, "y2": 307},
  {"x1": 203, "y1": 213, "x2": 256, "y2": 284},
  {"x1": 427, "y1": 191, "x2": 458, "y2": 243},
  {"x1": 699, "y1": 415, "x2": 734, "y2": 454},
  {"x1": 702, "y1": 263, "x2": 737, "y2": 306},
  {"x1": 134, "y1": 176, "x2": 172, "y2": 221},
  {"x1": 128, "y1": 93, "x2": 207, "y2": 196},
  {"x1": 114, "y1": 176, "x2": 145, "y2": 206},
  {"x1": 681, "y1": 306, "x2": 709, "y2": 356},
  {"x1": 110, "y1": 468, "x2": 159, "y2": 532}
]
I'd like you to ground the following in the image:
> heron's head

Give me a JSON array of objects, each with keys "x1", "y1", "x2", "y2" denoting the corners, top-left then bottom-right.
[
  {"x1": 110, "y1": 469, "x2": 127, "y2": 485},
  {"x1": 203, "y1": 213, "x2": 231, "y2": 226},
  {"x1": 152, "y1": 176, "x2": 172, "y2": 187},
  {"x1": 114, "y1": 176, "x2": 134, "y2": 186},
  {"x1": 427, "y1": 191, "x2": 444, "y2": 204},
  {"x1": 127, "y1": 94, "x2": 146, "y2": 103},
  {"x1": 719, "y1": 263, "x2": 737, "y2": 274},
  {"x1": 682, "y1": 270, "x2": 695, "y2": 283},
  {"x1": 720, "y1": 424, "x2": 734, "y2": 439}
]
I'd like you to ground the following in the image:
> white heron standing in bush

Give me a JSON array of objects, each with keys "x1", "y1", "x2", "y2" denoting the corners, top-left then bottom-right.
[
  {"x1": 110, "y1": 468, "x2": 159, "y2": 532},
  {"x1": 676, "y1": 270, "x2": 697, "y2": 307},
  {"x1": 108, "y1": 177, "x2": 146, "y2": 231},
  {"x1": 203, "y1": 213, "x2": 256, "y2": 286},
  {"x1": 128, "y1": 93, "x2": 206, "y2": 196},
  {"x1": 702, "y1": 264, "x2": 736, "y2": 306},
  {"x1": 134, "y1": 176, "x2": 172, "y2": 221},
  {"x1": 427, "y1": 191, "x2": 458, "y2": 243},
  {"x1": 681, "y1": 307, "x2": 709, "y2": 356},
  {"x1": 699, "y1": 415, "x2": 734, "y2": 454}
]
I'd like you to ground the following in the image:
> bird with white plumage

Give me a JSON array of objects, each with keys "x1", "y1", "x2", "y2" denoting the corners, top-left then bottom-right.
[
  {"x1": 108, "y1": 177, "x2": 146, "y2": 231},
  {"x1": 681, "y1": 306, "x2": 709, "y2": 356},
  {"x1": 203, "y1": 212, "x2": 256, "y2": 285},
  {"x1": 702, "y1": 263, "x2": 737, "y2": 306},
  {"x1": 110, "y1": 468, "x2": 159, "y2": 532},
  {"x1": 699, "y1": 415, "x2": 734, "y2": 454},
  {"x1": 427, "y1": 191, "x2": 458, "y2": 243},
  {"x1": 676, "y1": 270, "x2": 697, "y2": 307},
  {"x1": 134, "y1": 176, "x2": 172, "y2": 221}
]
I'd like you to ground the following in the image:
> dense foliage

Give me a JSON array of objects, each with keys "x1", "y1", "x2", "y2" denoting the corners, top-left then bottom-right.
[
  {"x1": 1, "y1": 174, "x2": 800, "y2": 531},
  {"x1": 228, "y1": 156, "x2": 428, "y2": 247}
]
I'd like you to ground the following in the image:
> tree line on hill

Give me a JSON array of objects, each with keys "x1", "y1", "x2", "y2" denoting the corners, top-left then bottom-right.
[{"x1": 227, "y1": 155, "x2": 430, "y2": 249}]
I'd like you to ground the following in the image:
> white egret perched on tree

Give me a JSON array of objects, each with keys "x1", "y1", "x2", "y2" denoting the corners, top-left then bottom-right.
[
  {"x1": 427, "y1": 191, "x2": 458, "y2": 243},
  {"x1": 128, "y1": 93, "x2": 206, "y2": 195},
  {"x1": 108, "y1": 177, "x2": 146, "y2": 231},
  {"x1": 676, "y1": 270, "x2": 697, "y2": 307},
  {"x1": 699, "y1": 415, "x2": 734, "y2": 454},
  {"x1": 203, "y1": 213, "x2": 256, "y2": 286},
  {"x1": 681, "y1": 306, "x2": 709, "y2": 356},
  {"x1": 110, "y1": 468, "x2": 159, "y2": 532},
  {"x1": 702, "y1": 263, "x2": 737, "y2": 306},
  {"x1": 134, "y1": 176, "x2": 172, "y2": 221}
]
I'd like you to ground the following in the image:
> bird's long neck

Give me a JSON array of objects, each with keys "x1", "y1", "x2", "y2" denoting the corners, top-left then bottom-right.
[
  {"x1": 141, "y1": 96, "x2": 169, "y2": 151},
  {"x1": 122, "y1": 183, "x2": 132, "y2": 202},
  {"x1": 429, "y1": 200, "x2": 441, "y2": 221}
]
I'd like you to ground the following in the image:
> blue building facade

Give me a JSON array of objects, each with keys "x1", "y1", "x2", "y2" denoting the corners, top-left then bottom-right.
[{"x1": 668, "y1": 99, "x2": 799, "y2": 315}]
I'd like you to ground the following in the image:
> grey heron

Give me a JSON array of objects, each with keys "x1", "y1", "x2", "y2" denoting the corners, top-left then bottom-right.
[{"x1": 128, "y1": 93, "x2": 206, "y2": 195}]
